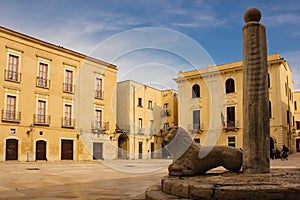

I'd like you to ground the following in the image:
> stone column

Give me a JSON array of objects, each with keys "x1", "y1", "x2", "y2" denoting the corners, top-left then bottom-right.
[{"x1": 242, "y1": 8, "x2": 270, "y2": 174}]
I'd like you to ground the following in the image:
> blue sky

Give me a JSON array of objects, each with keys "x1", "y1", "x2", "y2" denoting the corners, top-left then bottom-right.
[{"x1": 1, "y1": 0, "x2": 299, "y2": 90}]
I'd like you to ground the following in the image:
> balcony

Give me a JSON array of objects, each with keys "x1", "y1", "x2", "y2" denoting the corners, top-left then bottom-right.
[
  {"x1": 188, "y1": 123, "x2": 204, "y2": 133},
  {"x1": 149, "y1": 128, "x2": 155, "y2": 136},
  {"x1": 36, "y1": 77, "x2": 50, "y2": 89},
  {"x1": 95, "y1": 90, "x2": 104, "y2": 99},
  {"x1": 116, "y1": 124, "x2": 130, "y2": 133},
  {"x1": 33, "y1": 114, "x2": 51, "y2": 126},
  {"x1": 137, "y1": 127, "x2": 145, "y2": 135},
  {"x1": 5, "y1": 70, "x2": 21, "y2": 83},
  {"x1": 1, "y1": 110, "x2": 21, "y2": 123},
  {"x1": 63, "y1": 83, "x2": 75, "y2": 94},
  {"x1": 61, "y1": 117, "x2": 75, "y2": 128},
  {"x1": 161, "y1": 109, "x2": 171, "y2": 117},
  {"x1": 224, "y1": 121, "x2": 239, "y2": 132},
  {"x1": 91, "y1": 121, "x2": 109, "y2": 134}
]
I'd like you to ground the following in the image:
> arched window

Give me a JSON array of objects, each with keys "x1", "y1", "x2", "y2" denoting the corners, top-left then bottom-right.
[
  {"x1": 225, "y1": 78, "x2": 235, "y2": 94},
  {"x1": 192, "y1": 84, "x2": 200, "y2": 98}
]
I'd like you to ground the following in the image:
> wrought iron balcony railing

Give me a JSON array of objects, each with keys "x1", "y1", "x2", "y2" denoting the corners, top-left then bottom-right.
[
  {"x1": 224, "y1": 120, "x2": 240, "y2": 131},
  {"x1": 187, "y1": 123, "x2": 204, "y2": 132},
  {"x1": 95, "y1": 90, "x2": 104, "y2": 99},
  {"x1": 33, "y1": 114, "x2": 51, "y2": 126},
  {"x1": 116, "y1": 124, "x2": 131, "y2": 133},
  {"x1": 36, "y1": 77, "x2": 50, "y2": 88},
  {"x1": 1, "y1": 110, "x2": 21, "y2": 123},
  {"x1": 161, "y1": 109, "x2": 171, "y2": 117},
  {"x1": 137, "y1": 127, "x2": 145, "y2": 135},
  {"x1": 5, "y1": 70, "x2": 21, "y2": 83},
  {"x1": 91, "y1": 121, "x2": 109, "y2": 133},
  {"x1": 63, "y1": 83, "x2": 75, "y2": 93},
  {"x1": 61, "y1": 117, "x2": 75, "y2": 128}
]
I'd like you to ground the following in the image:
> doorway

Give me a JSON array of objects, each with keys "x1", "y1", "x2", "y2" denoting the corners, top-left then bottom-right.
[
  {"x1": 150, "y1": 142, "x2": 154, "y2": 159},
  {"x1": 36, "y1": 140, "x2": 47, "y2": 160},
  {"x1": 296, "y1": 138, "x2": 300, "y2": 152},
  {"x1": 6, "y1": 139, "x2": 18, "y2": 160},
  {"x1": 118, "y1": 134, "x2": 129, "y2": 159},
  {"x1": 270, "y1": 137, "x2": 275, "y2": 158},
  {"x1": 161, "y1": 143, "x2": 170, "y2": 159},
  {"x1": 93, "y1": 142, "x2": 103, "y2": 160},
  {"x1": 138, "y1": 142, "x2": 143, "y2": 159},
  {"x1": 61, "y1": 139, "x2": 73, "y2": 160}
]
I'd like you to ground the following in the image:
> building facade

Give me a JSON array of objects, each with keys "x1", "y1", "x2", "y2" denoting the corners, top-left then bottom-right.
[
  {"x1": 0, "y1": 26, "x2": 117, "y2": 161},
  {"x1": 175, "y1": 54, "x2": 297, "y2": 153},
  {"x1": 294, "y1": 91, "x2": 300, "y2": 152},
  {"x1": 116, "y1": 80, "x2": 178, "y2": 159}
]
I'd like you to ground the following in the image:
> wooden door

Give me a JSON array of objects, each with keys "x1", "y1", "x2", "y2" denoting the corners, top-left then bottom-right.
[
  {"x1": 61, "y1": 140, "x2": 73, "y2": 160},
  {"x1": 36, "y1": 140, "x2": 46, "y2": 160},
  {"x1": 93, "y1": 142, "x2": 103, "y2": 160},
  {"x1": 6, "y1": 139, "x2": 18, "y2": 160}
]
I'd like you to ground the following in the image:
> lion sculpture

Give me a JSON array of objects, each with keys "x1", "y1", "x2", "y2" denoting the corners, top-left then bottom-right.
[{"x1": 163, "y1": 126, "x2": 243, "y2": 176}]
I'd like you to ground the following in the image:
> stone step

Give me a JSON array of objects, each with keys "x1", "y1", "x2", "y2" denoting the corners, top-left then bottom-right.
[{"x1": 145, "y1": 185, "x2": 190, "y2": 200}]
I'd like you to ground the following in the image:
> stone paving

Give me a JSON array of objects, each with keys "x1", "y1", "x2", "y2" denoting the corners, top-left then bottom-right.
[{"x1": 0, "y1": 153, "x2": 299, "y2": 199}]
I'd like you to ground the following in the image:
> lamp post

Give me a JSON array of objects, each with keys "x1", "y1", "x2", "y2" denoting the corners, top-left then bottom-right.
[{"x1": 26, "y1": 124, "x2": 34, "y2": 162}]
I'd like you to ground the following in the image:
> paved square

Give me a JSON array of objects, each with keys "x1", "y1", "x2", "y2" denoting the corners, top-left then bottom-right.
[{"x1": 0, "y1": 153, "x2": 299, "y2": 199}]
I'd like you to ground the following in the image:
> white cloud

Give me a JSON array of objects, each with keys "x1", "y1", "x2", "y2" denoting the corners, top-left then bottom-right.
[{"x1": 265, "y1": 13, "x2": 300, "y2": 27}]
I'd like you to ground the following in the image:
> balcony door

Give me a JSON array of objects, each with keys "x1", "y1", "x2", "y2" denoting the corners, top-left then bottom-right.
[
  {"x1": 38, "y1": 63, "x2": 48, "y2": 87},
  {"x1": 6, "y1": 96, "x2": 16, "y2": 120},
  {"x1": 193, "y1": 110, "x2": 200, "y2": 130},
  {"x1": 37, "y1": 100, "x2": 46, "y2": 123},
  {"x1": 227, "y1": 106, "x2": 235, "y2": 127},
  {"x1": 64, "y1": 105, "x2": 72, "y2": 126},
  {"x1": 8, "y1": 55, "x2": 19, "y2": 81}
]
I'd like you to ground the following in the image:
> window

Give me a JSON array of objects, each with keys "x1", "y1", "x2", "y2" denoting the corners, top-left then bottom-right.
[
  {"x1": 287, "y1": 110, "x2": 290, "y2": 124},
  {"x1": 7, "y1": 54, "x2": 19, "y2": 82},
  {"x1": 150, "y1": 120, "x2": 154, "y2": 135},
  {"x1": 193, "y1": 110, "x2": 200, "y2": 130},
  {"x1": 95, "y1": 78, "x2": 103, "y2": 99},
  {"x1": 163, "y1": 123, "x2": 169, "y2": 132},
  {"x1": 63, "y1": 105, "x2": 72, "y2": 127},
  {"x1": 226, "y1": 106, "x2": 235, "y2": 127},
  {"x1": 95, "y1": 110, "x2": 102, "y2": 128},
  {"x1": 293, "y1": 116, "x2": 295, "y2": 127},
  {"x1": 10, "y1": 128, "x2": 16, "y2": 134},
  {"x1": 296, "y1": 121, "x2": 300, "y2": 130},
  {"x1": 37, "y1": 100, "x2": 46, "y2": 123},
  {"x1": 64, "y1": 70, "x2": 74, "y2": 93},
  {"x1": 269, "y1": 101, "x2": 272, "y2": 118},
  {"x1": 194, "y1": 138, "x2": 200, "y2": 144},
  {"x1": 138, "y1": 98, "x2": 142, "y2": 107},
  {"x1": 268, "y1": 73, "x2": 270, "y2": 88},
  {"x1": 225, "y1": 78, "x2": 235, "y2": 94},
  {"x1": 37, "y1": 63, "x2": 49, "y2": 88},
  {"x1": 148, "y1": 100, "x2": 153, "y2": 110},
  {"x1": 138, "y1": 118, "x2": 143, "y2": 134},
  {"x1": 285, "y1": 83, "x2": 287, "y2": 97},
  {"x1": 163, "y1": 103, "x2": 170, "y2": 116},
  {"x1": 6, "y1": 95, "x2": 16, "y2": 120},
  {"x1": 192, "y1": 84, "x2": 200, "y2": 98},
  {"x1": 295, "y1": 101, "x2": 297, "y2": 111},
  {"x1": 228, "y1": 136, "x2": 236, "y2": 147}
]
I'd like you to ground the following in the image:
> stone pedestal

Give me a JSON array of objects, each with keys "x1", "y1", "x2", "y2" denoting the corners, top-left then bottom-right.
[{"x1": 145, "y1": 169, "x2": 300, "y2": 200}]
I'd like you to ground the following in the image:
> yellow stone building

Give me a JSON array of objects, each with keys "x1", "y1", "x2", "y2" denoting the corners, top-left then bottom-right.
[
  {"x1": 0, "y1": 26, "x2": 117, "y2": 161},
  {"x1": 116, "y1": 80, "x2": 178, "y2": 159},
  {"x1": 175, "y1": 54, "x2": 297, "y2": 153},
  {"x1": 294, "y1": 91, "x2": 300, "y2": 152}
]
